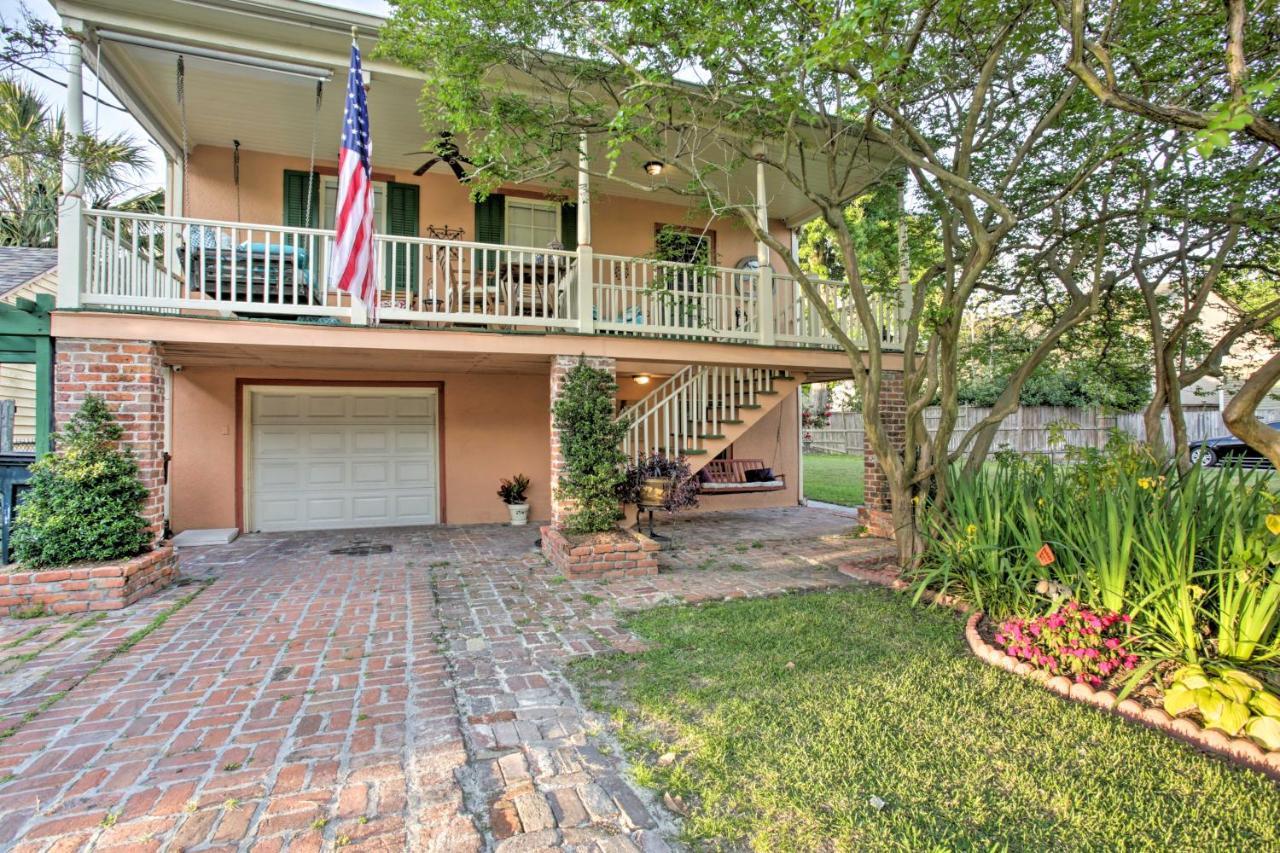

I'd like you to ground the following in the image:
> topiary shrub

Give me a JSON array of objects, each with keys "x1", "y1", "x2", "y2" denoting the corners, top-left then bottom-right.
[
  {"x1": 11, "y1": 395, "x2": 152, "y2": 568},
  {"x1": 552, "y1": 357, "x2": 628, "y2": 534}
]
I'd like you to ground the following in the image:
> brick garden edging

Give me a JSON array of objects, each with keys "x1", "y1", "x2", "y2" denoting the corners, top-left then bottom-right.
[
  {"x1": 540, "y1": 525, "x2": 660, "y2": 580},
  {"x1": 963, "y1": 611, "x2": 1280, "y2": 781},
  {"x1": 838, "y1": 558, "x2": 1280, "y2": 782},
  {"x1": 0, "y1": 545, "x2": 179, "y2": 615}
]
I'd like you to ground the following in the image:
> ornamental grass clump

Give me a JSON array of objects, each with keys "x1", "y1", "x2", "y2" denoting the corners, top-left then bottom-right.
[
  {"x1": 11, "y1": 395, "x2": 151, "y2": 569},
  {"x1": 995, "y1": 601, "x2": 1138, "y2": 687}
]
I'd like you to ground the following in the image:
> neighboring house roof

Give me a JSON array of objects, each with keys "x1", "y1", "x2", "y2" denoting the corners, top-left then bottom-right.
[{"x1": 0, "y1": 248, "x2": 57, "y2": 299}]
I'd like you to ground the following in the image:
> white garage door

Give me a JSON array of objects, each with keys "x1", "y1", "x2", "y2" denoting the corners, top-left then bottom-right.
[{"x1": 249, "y1": 388, "x2": 439, "y2": 532}]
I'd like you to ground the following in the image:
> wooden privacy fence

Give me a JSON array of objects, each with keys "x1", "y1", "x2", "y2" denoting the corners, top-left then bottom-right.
[{"x1": 806, "y1": 406, "x2": 1280, "y2": 458}]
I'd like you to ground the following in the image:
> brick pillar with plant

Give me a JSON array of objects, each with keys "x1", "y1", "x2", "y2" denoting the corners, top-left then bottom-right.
[
  {"x1": 10, "y1": 395, "x2": 153, "y2": 569},
  {"x1": 862, "y1": 369, "x2": 906, "y2": 538},
  {"x1": 549, "y1": 355, "x2": 626, "y2": 533},
  {"x1": 54, "y1": 339, "x2": 166, "y2": 538}
]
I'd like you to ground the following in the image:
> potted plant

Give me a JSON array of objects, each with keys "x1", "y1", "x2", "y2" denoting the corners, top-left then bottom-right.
[
  {"x1": 497, "y1": 474, "x2": 532, "y2": 525},
  {"x1": 620, "y1": 454, "x2": 700, "y2": 512}
]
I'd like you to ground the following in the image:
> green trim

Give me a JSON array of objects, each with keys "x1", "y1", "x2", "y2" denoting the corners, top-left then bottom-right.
[{"x1": 0, "y1": 295, "x2": 53, "y2": 454}]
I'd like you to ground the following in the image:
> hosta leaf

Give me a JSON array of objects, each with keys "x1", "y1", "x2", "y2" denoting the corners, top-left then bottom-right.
[
  {"x1": 1175, "y1": 668, "x2": 1210, "y2": 690},
  {"x1": 1244, "y1": 716, "x2": 1280, "y2": 752},
  {"x1": 1219, "y1": 669, "x2": 1264, "y2": 691},
  {"x1": 1213, "y1": 700, "x2": 1251, "y2": 737},
  {"x1": 1172, "y1": 664, "x2": 1205, "y2": 683},
  {"x1": 1195, "y1": 687, "x2": 1225, "y2": 722},
  {"x1": 1210, "y1": 678, "x2": 1254, "y2": 705},
  {"x1": 1163, "y1": 684, "x2": 1197, "y2": 717},
  {"x1": 1249, "y1": 691, "x2": 1280, "y2": 718}
]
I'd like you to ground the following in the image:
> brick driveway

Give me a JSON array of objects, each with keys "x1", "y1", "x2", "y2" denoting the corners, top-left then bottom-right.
[{"x1": 0, "y1": 507, "x2": 892, "y2": 851}]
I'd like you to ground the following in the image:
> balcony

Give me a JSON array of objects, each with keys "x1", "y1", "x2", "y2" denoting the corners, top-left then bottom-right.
[{"x1": 72, "y1": 209, "x2": 904, "y2": 352}]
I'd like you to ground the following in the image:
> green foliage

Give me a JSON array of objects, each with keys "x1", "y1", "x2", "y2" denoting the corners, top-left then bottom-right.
[
  {"x1": 551, "y1": 358, "x2": 627, "y2": 534},
  {"x1": 914, "y1": 436, "x2": 1280, "y2": 670},
  {"x1": 569, "y1": 590, "x2": 1280, "y2": 848},
  {"x1": 0, "y1": 77, "x2": 149, "y2": 247},
  {"x1": 1164, "y1": 664, "x2": 1280, "y2": 747},
  {"x1": 496, "y1": 473, "x2": 530, "y2": 504},
  {"x1": 618, "y1": 453, "x2": 699, "y2": 512},
  {"x1": 11, "y1": 396, "x2": 151, "y2": 568}
]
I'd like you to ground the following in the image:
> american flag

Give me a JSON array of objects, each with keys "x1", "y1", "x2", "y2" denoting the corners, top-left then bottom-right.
[{"x1": 329, "y1": 40, "x2": 377, "y2": 317}]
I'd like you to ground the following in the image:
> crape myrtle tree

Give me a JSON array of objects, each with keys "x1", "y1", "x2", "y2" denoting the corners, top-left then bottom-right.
[
  {"x1": 380, "y1": 0, "x2": 1148, "y2": 564},
  {"x1": 1059, "y1": 0, "x2": 1280, "y2": 468}
]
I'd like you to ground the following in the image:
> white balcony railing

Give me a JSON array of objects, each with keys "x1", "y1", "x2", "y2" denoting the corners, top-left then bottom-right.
[{"x1": 75, "y1": 209, "x2": 904, "y2": 350}]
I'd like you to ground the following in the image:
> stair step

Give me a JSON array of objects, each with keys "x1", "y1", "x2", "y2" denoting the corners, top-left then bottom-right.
[
  {"x1": 697, "y1": 433, "x2": 726, "y2": 440},
  {"x1": 720, "y1": 419, "x2": 744, "y2": 425},
  {"x1": 679, "y1": 448, "x2": 708, "y2": 455},
  {"x1": 740, "y1": 403, "x2": 762, "y2": 410}
]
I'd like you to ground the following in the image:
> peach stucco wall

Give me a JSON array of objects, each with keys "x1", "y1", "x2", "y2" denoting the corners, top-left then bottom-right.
[
  {"x1": 169, "y1": 366, "x2": 800, "y2": 532},
  {"x1": 184, "y1": 145, "x2": 790, "y2": 269},
  {"x1": 170, "y1": 366, "x2": 553, "y2": 532}
]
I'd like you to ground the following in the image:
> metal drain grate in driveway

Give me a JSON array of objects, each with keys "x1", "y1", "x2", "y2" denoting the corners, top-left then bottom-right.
[{"x1": 329, "y1": 543, "x2": 394, "y2": 556}]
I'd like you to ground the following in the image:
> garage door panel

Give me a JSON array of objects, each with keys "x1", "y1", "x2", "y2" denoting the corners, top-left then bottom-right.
[
  {"x1": 250, "y1": 390, "x2": 439, "y2": 532},
  {"x1": 352, "y1": 429, "x2": 392, "y2": 453},
  {"x1": 305, "y1": 461, "x2": 346, "y2": 487},
  {"x1": 395, "y1": 396, "x2": 434, "y2": 419},
  {"x1": 396, "y1": 430, "x2": 432, "y2": 453},
  {"x1": 256, "y1": 394, "x2": 302, "y2": 419},
  {"x1": 397, "y1": 460, "x2": 433, "y2": 486},
  {"x1": 256, "y1": 461, "x2": 301, "y2": 489},
  {"x1": 352, "y1": 460, "x2": 389, "y2": 485},
  {"x1": 256, "y1": 428, "x2": 303, "y2": 454},
  {"x1": 306, "y1": 395, "x2": 348, "y2": 418}
]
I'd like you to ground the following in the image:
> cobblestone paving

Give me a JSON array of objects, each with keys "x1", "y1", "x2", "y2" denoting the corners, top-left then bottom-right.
[{"x1": 0, "y1": 507, "x2": 892, "y2": 851}]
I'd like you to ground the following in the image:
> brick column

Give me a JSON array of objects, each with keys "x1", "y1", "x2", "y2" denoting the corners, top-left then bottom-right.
[
  {"x1": 860, "y1": 369, "x2": 905, "y2": 539},
  {"x1": 56, "y1": 339, "x2": 166, "y2": 542},
  {"x1": 549, "y1": 354, "x2": 616, "y2": 528}
]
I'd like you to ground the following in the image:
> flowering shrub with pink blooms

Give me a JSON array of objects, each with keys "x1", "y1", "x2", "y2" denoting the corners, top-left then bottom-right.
[{"x1": 994, "y1": 601, "x2": 1138, "y2": 687}]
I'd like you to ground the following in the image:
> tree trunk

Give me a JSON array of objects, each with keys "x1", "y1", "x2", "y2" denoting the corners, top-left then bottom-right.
[{"x1": 1223, "y1": 351, "x2": 1280, "y2": 470}]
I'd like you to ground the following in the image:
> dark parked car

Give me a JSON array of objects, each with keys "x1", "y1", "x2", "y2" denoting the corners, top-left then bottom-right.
[{"x1": 1190, "y1": 422, "x2": 1280, "y2": 469}]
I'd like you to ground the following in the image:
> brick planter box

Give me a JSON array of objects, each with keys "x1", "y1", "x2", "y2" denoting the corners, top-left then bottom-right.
[
  {"x1": 540, "y1": 525, "x2": 660, "y2": 579},
  {"x1": 0, "y1": 545, "x2": 179, "y2": 615}
]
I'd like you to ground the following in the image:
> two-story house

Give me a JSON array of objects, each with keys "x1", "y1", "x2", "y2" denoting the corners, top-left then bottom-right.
[{"x1": 48, "y1": 0, "x2": 908, "y2": 538}]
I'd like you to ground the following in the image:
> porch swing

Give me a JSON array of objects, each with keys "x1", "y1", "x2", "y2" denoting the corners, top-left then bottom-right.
[{"x1": 174, "y1": 56, "x2": 326, "y2": 312}]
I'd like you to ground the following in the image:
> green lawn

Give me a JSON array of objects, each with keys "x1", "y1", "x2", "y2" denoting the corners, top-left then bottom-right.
[
  {"x1": 803, "y1": 452, "x2": 864, "y2": 506},
  {"x1": 570, "y1": 589, "x2": 1280, "y2": 850}
]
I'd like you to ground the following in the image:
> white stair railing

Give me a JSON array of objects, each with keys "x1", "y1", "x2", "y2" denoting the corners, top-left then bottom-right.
[{"x1": 619, "y1": 366, "x2": 785, "y2": 460}]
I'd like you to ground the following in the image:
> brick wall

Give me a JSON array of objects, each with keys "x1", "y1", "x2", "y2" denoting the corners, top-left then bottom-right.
[
  {"x1": 549, "y1": 354, "x2": 616, "y2": 528},
  {"x1": 861, "y1": 369, "x2": 905, "y2": 538},
  {"x1": 56, "y1": 339, "x2": 166, "y2": 541},
  {"x1": 0, "y1": 546, "x2": 178, "y2": 614},
  {"x1": 540, "y1": 525, "x2": 659, "y2": 579}
]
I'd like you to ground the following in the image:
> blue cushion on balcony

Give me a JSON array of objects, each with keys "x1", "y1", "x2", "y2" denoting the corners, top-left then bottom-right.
[
  {"x1": 591, "y1": 306, "x2": 646, "y2": 325},
  {"x1": 238, "y1": 242, "x2": 309, "y2": 266}
]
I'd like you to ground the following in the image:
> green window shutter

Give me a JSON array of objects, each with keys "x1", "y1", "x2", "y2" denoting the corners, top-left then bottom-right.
[
  {"x1": 474, "y1": 193, "x2": 505, "y2": 268},
  {"x1": 560, "y1": 203, "x2": 577, "y2": 251},
  {"x1": 282, "y1": 169, "x2": 319, "y2": 227},
  {"x1": 386, "y1": 182, "x2": 420, "y2": 293},
  {"x1": 282, "y1": 170, "x2": 320, "y2": 293}
]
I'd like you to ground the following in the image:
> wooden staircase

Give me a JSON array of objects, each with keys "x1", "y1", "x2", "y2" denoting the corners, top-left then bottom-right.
[{"x1": 618, "y1": 366, "x2": 805, "y2": 472}]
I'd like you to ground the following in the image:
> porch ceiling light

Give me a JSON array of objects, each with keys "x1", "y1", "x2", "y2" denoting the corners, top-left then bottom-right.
[
  {"x1": 643, "y1": 161, "x2": 665, "y2": 177},
  {"x1": 634, "y1": 374, "x2": 652, "y2": 385},
  {"x1": 96, "y1": 29, "x2": 334, "y2": 82}
]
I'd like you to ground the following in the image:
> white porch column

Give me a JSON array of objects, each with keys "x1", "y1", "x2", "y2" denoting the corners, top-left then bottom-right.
[
  {"x1": 754, "y1": 153, "x2": 776, "y2": 346},
  {"x1": 576, "y1": 132, "x2": 595, "y2": 334},
  {"x1": 57, "y1": 23, "x2": 86, "y2": 309}
]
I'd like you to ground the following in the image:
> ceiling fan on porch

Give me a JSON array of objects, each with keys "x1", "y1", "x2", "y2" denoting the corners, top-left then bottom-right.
[{"x1": 407, "y1": 132, "x2": 474, "y2": 179}]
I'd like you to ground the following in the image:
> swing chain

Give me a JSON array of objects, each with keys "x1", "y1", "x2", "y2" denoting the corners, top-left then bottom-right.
[
  {"x1": 304, "y1": 80, "x2": 323, "y2": 229},
  {"x1": 176, "y1": 56, "x2": 188, "y2": 218}
]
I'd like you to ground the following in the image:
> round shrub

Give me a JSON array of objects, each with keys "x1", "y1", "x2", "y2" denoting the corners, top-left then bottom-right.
[{"x1": 11, "y1": 395, "x2": 152, "y2": 568}]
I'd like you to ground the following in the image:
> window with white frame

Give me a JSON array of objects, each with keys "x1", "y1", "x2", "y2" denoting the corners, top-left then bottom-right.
[
  {"x1": 505, "y1": 198, "x2": 560, "y2": 248},
  {"x1": 320, "y1": 178, "x2": 387, "y2": 232}
]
